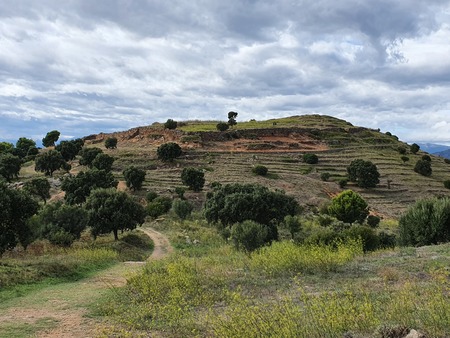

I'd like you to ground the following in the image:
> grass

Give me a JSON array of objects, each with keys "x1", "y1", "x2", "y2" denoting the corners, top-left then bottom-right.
[
  {"x1": 0, "y1": 230, "x2": 153, "y2": 303},
  {"x1": 92, "y1": 217, "x2": 450, "y2": 337},
  {"x1": 0, "y1": 318, "x2": 59, "y2": 338}
]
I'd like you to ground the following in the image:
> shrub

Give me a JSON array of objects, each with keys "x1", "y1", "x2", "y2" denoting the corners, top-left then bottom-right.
[
  {"x1": 175, "y1": 187, "x2": 186, "y2": 199},
  {"x1": 181, "y1": 167, "x2": 205, "y2": 191},
  {"x1": 79, "y1": 147, "x2": 103, "y2": 168},
  {"x1": 445, "y1": 158, "x2": 450, "y2": 164},
  {"x1": 378, "y1": 232, "x2": 397, "y2": 249},
  {"x1": 342, "y1": 225, "x2": 379, "y2": 252},
  {"x1": 444, "y1": 180, "x2": 450, "y2": 189},
  {"x1": 147, "y1": 196, "x2": 172, "y2": 218},
  {"x1": 410, "y1": 143, "x2": 420, "y2": 154},
  {"x1": 146, "y1": 191, "x2": 158, "y2": 202},
  {"x1": 422, "y1": 154, "x2": 431, "y2": 162},
  {"x1": 92, "y1": 153, "x2": 115, "y2": 172},
  {"x1": 35, "y1": 150, "x2": 69, "y2": 176},
  {"x1": 398, "y1": 146, "x2": 407, "y2": 155},
  {"x1": 216, "y1": 122, "x2": 229, "y2": 132},
  {"x1": 303, "y1": 153, "x2": 318, "y2": 164},
  {"x1": 328, "y1": 190, "x2": 369, "y2": 225},
  {"x1": 366, "y1": 215, "x2": 381, "y2": 228},
  {"x1": 320, "y1": 172, "x2": 330, "y2": 181},
  {"x1": 157, "y1": 142, "x2": 182, "y2": 162},
  {"x1": 252, "y1": 165, "x2": 268, "y2": 176},
  {"x1": 401, "y1": 156, "x2": 409, "y2": 163},
  {"x1": 123, "y1": 166, "x2": 146, "y2": 191},
  {"x1": 164, "y1": 119, "x2": 177, "y2": 130},
  {"x1": 347, "y1": 159, "x2": 380, "y2": 188},
  {"x1": 231, "y1": 220, "x2": 270, "y2": 252},
  {"x1": 105, "y1": 137, "x2": 118, "y2": 149},
  {"x1": 414, "y1": 159, "x2": 432, "y2": 176},
  {"x1": 399, "y1": 197, "x2": 450, "y2": 246},
  {"x1": 338, "y1": 179, "x2": 348, "y2": 188},
  {"x1": 283, "y1": 215, "x2": 302, "y2": 239},
  {"x1": 172, "y1": 199, "x2": 194, "y2": 220}
]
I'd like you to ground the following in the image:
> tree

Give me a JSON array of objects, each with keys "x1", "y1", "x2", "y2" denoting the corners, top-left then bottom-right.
[
  {"x1": 85, "y1": 188, "x2": 146, "y2": 241},
  {"x1": 252, "y1": 165, "x2": 268, "y2": 176},
  {"x1": 157, "y1": 142, "x2": 182, "y2": 162},
  {"x1": 35, "y1": 150, "x2": 69, "y2": 176},
  {"x1": 216, "y1": 122, "x2": 229, "y2": 132},
  {"x1": 0, "y1": 142, "x2": 14, "y2": 154},
  {"x1": 105, "y1": 137, "x2": 118, "y2": 149},
  {"x1": 303, "y1": 153, "x2": 319, "y2": 164},
  {"x1": 328, "y1": 190, "x2": 369, "y2": 225},
  {"x1": 347, "y1": 159, "x2": 380, "y2": 188},
  {"x1": 398, "y1": 146, "x2": 407, "y2": 155},
  {"x1": 228, "y1": 111, "x2": 238, "y2": 127},
  {"x1": 410, "y1": 143, "x2": 420, "y2": 154},
  {"x1": 79, "y1": 147, "x2": 103, "y2": 168},
  {"x1": 414, "y1": 159, "x2": 432, "y2": 176},
  {"x1": 0, "y1": 153, "x2": 21, "y2": 181},
  {"x1": 56, "y1": 140, "x2": 80, "y2": 161},
  {"x1": 283, "y1": 215, "x2": 302, "y2": 239},
  {"x1": 24, "y1": 177, "x2": 51, "y2": 204},
  {"x1": 401, "y1": 156, "x2": 409, "y2": 164},
  {"x1": 399, "y1": 197, "x2": 450, "y2": 246},
  {"x1": 92, "y1": 153, "x2": 115, "y2": 172},
  {"x1": 15, "y1": 137, "x2": 37, "y2": 158},
  {"x1": 147, "y1": 196, "x2": 172, "y2": 218},
  {"x1": 0, "y1": 183, "x2": 39, "y2": 254},
  {"x1": 35, "y1": 202, "x2": 88, "y2": 247},
  {"x1": 231, "y1": 220, "x2": 270, "y2": 252},
  {"x1": 181, "y1": 167, "x2": 205, "y2": 191},
  {"x1": 164, "y1": 119, "x2": 178, "y2": 130},
  {"x1": 123, "y1": 166, "x2": 146, "y2": 191},
  {"x1": 42, "y1": 130, "x2": 60, "y2": 148},
  {"x1": 173, "y1": 199, "x2": 194, "y2": 220},
  {"x1": 204, "y1": 183, "x2": 299, "y2": 231},
  {"x1": 61, "y1": 169, "x2": 118, "y2": 205},
  {"x1": 421, "y1": 154, "x2": 431, "y2": 162}
]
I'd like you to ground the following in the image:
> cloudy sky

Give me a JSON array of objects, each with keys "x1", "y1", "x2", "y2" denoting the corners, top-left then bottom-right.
[{"x1": 1, "y1": 0, "x2": 450, "y2": 145}]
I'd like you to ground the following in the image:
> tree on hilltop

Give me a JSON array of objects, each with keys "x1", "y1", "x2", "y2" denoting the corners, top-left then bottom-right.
[{"x1": 42, "y1": 130, "x2": 60, "y2": 148}]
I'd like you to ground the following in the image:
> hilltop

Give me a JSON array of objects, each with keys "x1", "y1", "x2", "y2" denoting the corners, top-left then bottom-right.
[{"x1": 82, "y1": 114, "x2": 450, "y2": 219}]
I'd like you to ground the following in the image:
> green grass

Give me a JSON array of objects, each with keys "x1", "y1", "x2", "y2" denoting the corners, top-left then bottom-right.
[
  {"x1": 93, "y1": 217, "x2": 450, "y2": 337},
  {"x1": 0, "y1": 318, "x2": 59, "y2": 338}
]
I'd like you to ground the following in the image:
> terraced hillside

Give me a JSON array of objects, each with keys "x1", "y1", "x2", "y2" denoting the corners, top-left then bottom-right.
[{"x1": 85, "y1": 115, "x2": 450, "y2": 219}]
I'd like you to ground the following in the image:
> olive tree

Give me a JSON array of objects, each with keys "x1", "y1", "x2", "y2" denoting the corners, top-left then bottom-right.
[
  {"x1": 92, "y1": 153, "x2": 115, "y2": 172},
  {"x1": 157, "y1": 142, "x2": 182, "y2": 162},
  {"x1": 414, "y1": 159, "x2": 432, "y2": 176},
  {"x1": 164, "y1": 119, "x2": 178, "y2": 130},
  {"x1": 85, "y1": 188, "x2": 146, "y2": 240},
  {"x1": 35, "y1": 150, "x2": 70, "y2": 176},
  {"x1": 181, "y1": 167, "x2": 205, "y2": 191},
  {"x1": 105, "y1": 137, "x2": 118, "y2": 149},
  {"x1": 79, "y1": 147, "x2": 103, "y2": 168},
  {"x1": 0, "y1": 153, "x2": 22, "y2": 181},
  {"x1": 24, "y1": 177, "x2": 51, "y2": 204}
]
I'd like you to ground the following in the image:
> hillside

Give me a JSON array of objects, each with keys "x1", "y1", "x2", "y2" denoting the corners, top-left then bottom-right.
[{"x1": 83, "y1": 114, "x2": 450, "y2": 219}]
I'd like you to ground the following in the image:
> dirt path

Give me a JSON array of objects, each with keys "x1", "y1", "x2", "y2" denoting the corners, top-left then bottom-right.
[{"x1": 0, "y1": 226, "x2": 172, "y2": 338}]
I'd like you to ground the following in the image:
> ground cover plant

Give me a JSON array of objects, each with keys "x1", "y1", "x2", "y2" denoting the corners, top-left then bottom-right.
[{"x1": 94, "y1": 216, "x2": 450, "y2": 337}]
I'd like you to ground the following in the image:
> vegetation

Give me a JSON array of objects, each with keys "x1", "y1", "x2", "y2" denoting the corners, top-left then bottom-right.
[
  {"x1": 328, "y1": 190, "x2": 369, "y2": 225},
  {"x1": 104, "y1": 137, "x2": 118, "y2": 149},
  {"x1": 164, "y1": 119, "x2": 178, "y2": 130},
  {"x1": 172, "y1": 199, "x2": 194, "y2": 220},
  {"x1": 414, "y1": 159, "x2": 432, "y2": 176},
  {"x1": 123, "y1": 166, "x2": 146, "y2": 191},
  {"x1": 79, "y1": 147, "x2": 103, "y2": 168},
  {"x1": 91, "y1": 153, "x2": 115, "y2": 172},
  {"x1": 347, "y1": 159, "x2": 380, "y2": 188},
  {"x1": 228, "y1": 111, "x2": 238, "y2": 127},
  {"x1": 42, "y1": 130, "x2": 60, "y2": 148},
  {"x1": 15, "y1": 137, "x2": 37, "y2": 158},
  {"x1": 216, "y1": 122, "x2": 229, "y2": 131},
  {"x1": 181, "y1": 167, "x2": 205, "y2": 191},
  {"x1": 0, "y1": 183, "x2": 39, "y2": 254},
  {"x1": 320, "y1": 172, "x2": 330, "y2": 181},
  {"x1": 401, "y1": 155, "x2": 409, "y2": 163},
  {"x1": 231, "y1": 220, "x2": 270, "y2": 252},
  {"x1": 85, "y1": 189, "x2": 146, "y2": 241},
  {"x1": 0, "y1": 153, "x2": 21, "y2": 181},
  {"x1": 24, "y1": 177, "x2": 51, "y2": 204},
  {"x1": 35, "y1": 150, "x2": 70, "y2": 176},
  {"x1": 56, "y1": 139, "x2": 83, "y2": 161},
  {"x1": 147, "y1": 196, "x2": 172, "y2": 218},
  {"x1": 399, "y1": 197, "x2": 450, "y2": 246},
  {"x1": 410, "y1": 143, "x2": 420, "y2": 154},
  {"x1": 61, "y1": 169, "x2": 118, "y2": 205},
  {"x1": 157, "y1": 142, "x2": 182, "y2": 162},
  {"x1": 303, "y1": 153, "x2": 318, "y2": 164},
  {"x1": 252, "y1": 165, "x2": 268, "y2": 176}
]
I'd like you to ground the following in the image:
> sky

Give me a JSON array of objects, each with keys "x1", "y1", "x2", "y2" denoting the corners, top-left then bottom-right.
[{"x1": 1, "y1": 0, "x2": 450, "y2": 146}]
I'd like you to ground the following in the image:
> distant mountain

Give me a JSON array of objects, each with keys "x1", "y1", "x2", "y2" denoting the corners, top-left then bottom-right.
[
  {"x1": 417, "y1": 143, "x2": 450, "y2": 154},
  {"x1": 434, "y1": 149, "x2": 450, "y2": 159}
]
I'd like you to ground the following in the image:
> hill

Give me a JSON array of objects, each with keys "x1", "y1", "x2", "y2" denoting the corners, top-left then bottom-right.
[
  {"x1": 434, "y1": 148, "x2": 450, "y2": 159},
  {"x1": 83, "y1": 114, "x2": 450, "y2": 219}
]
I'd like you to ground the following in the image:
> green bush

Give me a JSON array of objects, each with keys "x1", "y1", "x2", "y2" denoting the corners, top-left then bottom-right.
[
  {"x1": 398, "y1": 146, "x2": 407, "y2": 155},
  {"x1": 252, "y1": 165, "x2": 268, "y2": 176},
  {"x1": 320, "y1": 172, "x2": 330, "y2": 181},
  {"x1": 399, "y1": 197, "x2": 450, "y2": 246},
  {"x1": 366, "y1": 215, "x2": 380, "y2": 228},
  {"x1": 401, "y1": 156, "x2": 409, "y2": 163},
  {"x1": 378, "y1": 231, "x2": 397, "y2": 249},
  {"x1": 328, "y1": 190, "x2": 369, "y2": 225},
  {"x1": 181, "y1": 167, "x2": 205, "y2": 191},
  {"x1": 341, "y1": 225, "x2": 379, "y2": 252},
  {"x1": 410, "y1": 143, "x2": 420, "y2": 154},
  {"x1": 421, "y1": 154, "x2": 431, "y2": 162},
  {"x1": 105, "y1": 137, "x2": 118, "y2": 149},
  {"x1": 303, "y1": 153, "x2": 318, "y2": 164},
  {"x1": 164, "y1": 119, "x2": 177, "y2": 130},
  {"x1": 216, "y1": 122, "x2": 229, "y2": 132},
  {"x1": 147, "y1": 196, "x2": 172, "y2": 218},
  {"x1": 146, "y1": 191, "x2": 158, "y2": 202},
  {"x1": 338, "y1": 179, "x2": 348, "y2": 188},
  {"x1": 172, "y1": 199, "x2": 194, "y2": 220},
  {"x1": 157, "y1": 142, "x2": 182, "y2": 162},
  {"x1": 444, "y1": 180, "x2": 450, "y2": 189},
  {"x1": 231, "y1": 220, "x2": 270, "y2": 252},
  {"x1": 444, "y1": 158, "x2": 450, "y2": 164},
  {"x1": 414, "y1": 159, "x2": 432, "y2": 176}
]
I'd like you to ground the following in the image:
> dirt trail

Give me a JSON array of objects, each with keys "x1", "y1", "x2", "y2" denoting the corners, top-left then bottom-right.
[{"x1": 0, "y1": 226, "x2": 172, "y2": 338}]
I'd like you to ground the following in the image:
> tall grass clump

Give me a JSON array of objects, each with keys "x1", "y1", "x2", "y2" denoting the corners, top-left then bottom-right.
[{"x1": 250, "y1": 239, "x2": 363, "y2": 276}]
